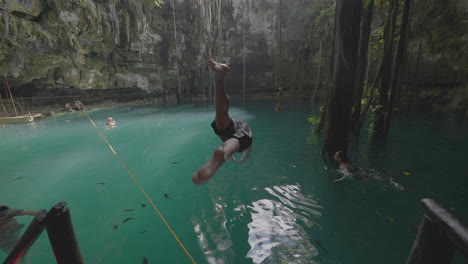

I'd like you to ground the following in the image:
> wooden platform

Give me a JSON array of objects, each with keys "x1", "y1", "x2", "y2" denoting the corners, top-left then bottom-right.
[{"x1": 0, "y1": 113, "x2": 44, "y2": 124}]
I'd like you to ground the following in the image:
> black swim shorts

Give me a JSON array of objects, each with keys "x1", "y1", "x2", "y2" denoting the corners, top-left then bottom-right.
[{"x1": 211, "y1": 119, "x2": 253, "y2": 153}]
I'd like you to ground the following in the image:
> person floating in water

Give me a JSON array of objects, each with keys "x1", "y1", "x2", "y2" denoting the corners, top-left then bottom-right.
[
  {"x1": 0, "y1": 205, "x2": 38, "y2": 256},
  {"x1": 106, "y1": 117, "x2": 116, "y2": 126},
  {"x1": 333, "y1": 151, "x2": 368, "y2": 182},
  {"x1": 192, "y1": 59, "x2": 253, "y2": 185}
]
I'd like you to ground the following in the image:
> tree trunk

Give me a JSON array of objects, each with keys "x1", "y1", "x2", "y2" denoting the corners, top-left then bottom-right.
[
  {"x1": 408, "y1": 38, "x2": 423, "y2": 113},
  {"x1": 316, "y1": 26, "x2": 336, "y2": 132},
  {"x1": 354, "y1": 65, "x2": 381, "y2": 138},
  {"x1": 351, "y1": 0, "x2": 375, "y2": 131},
  {"x1": 373, "y1": 0, "x2": 399, "y2": 138},
  {"x1": 383, "y1": 0, "x2": 412, "y2": 138},
  {"x1": 322, "y1": 0, "x2": 362, "y2": 157}
]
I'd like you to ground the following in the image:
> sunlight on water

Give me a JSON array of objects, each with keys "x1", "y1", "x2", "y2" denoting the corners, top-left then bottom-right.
[
  {"x1": 192, "y1": 197, "x2": 236, "y2": 264},
  {"x1": 246, "y1": 187, "x2": 319, "y2": 264}
]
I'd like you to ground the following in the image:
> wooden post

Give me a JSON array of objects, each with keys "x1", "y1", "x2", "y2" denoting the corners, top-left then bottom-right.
[
  {"x1": 4, "y1": 78, "x2": 18, "y2": 116},
  {"x1": 407, "y1": 199, "x2": 468, "y2": 263},
  {"x1": 0, "y1": 92, "x2": 7, "y2": 116},
  {"x1": 46, "y1": 202, "x2": 85, "y2": 264},
  {"x1": 407, "y1": 215, "x2": 455, "y2": 264},
  {"x1": 3, "y1": 210, "x2": 48, "y2": 264}
]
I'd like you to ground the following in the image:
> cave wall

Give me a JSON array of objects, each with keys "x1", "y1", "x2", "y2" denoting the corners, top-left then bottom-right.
[{"x1": 0, "y1": 0, "x2": 305, "y2": 100}]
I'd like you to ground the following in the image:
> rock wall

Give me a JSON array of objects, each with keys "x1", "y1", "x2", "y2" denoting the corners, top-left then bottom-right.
[{"x1": 0, "y1": 0, "x2": 305, "y2": 100}]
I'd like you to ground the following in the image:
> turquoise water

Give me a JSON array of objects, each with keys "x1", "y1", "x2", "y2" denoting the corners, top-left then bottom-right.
[{"x1": 1, "y1": 99, "x2": 467, "y2": 264}]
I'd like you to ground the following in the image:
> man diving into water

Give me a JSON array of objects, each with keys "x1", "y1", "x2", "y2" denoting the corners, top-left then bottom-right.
[{"x1": 192, "y1": 59, "x2": 253, "y2": 185}]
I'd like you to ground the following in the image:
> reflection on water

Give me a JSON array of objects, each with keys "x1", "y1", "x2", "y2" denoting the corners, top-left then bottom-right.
[
  {"x1": 246, "y1": 184, "x2": 320, "y2": 264},
  {"x1": 192, "y1": 197, "x2": 236, "y2": 264},
  {"x1": 191, "y1": 184, "x2": 321, "y2": 264},
  {"x1": 265, "y1": 185, "x2": 322, "y2": 225}
]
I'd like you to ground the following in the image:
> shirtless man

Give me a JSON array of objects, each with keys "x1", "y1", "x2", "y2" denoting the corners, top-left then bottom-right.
[
  {"x1": 192, "y1": 59, "x2": 253, "y2": 185},
  {"x1": 333, "y1": 151, "x2": 368, "y2": 182}
]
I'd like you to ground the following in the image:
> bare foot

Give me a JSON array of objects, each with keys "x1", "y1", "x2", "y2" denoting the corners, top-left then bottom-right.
[
  {"x1": 192, "y1": 147, "x2": 225, "y2": 185},
  {"x1": 208, "y1": 59, "x2": 231, "y2": 79}
]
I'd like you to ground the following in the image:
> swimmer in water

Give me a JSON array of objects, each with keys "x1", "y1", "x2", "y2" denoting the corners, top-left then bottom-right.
[
  {"x1": 192, "y1": 59, "x2": 253, "y2": 185},
  {"x1": 333, "y1": 151, "x2": 368, "y2": 182},
  {"x1": 106, "y1": 117, "x2": 116, "y2": 126}
]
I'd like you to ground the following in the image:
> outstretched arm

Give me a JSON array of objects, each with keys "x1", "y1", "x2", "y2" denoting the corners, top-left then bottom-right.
[
  {"x1": 6, "y1": 209, "x2": 39, "y2": 217},
  {"x1": 20, "y1": 210, "x2": 39, "y2": 216},
  {"x1": 231, "y1": 145, "x2": 252, "y2": 163},
  {"x1": 333, "y1": 175, "x2": 348, "y2": 183},
  {"x1": 333, "y1": 170, "x2": 351, "y2": 183}
]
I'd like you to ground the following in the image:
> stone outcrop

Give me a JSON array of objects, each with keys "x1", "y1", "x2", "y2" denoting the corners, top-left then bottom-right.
[
  {"x1": 0, "y1": 0, "x2": 303, "y2": 100},
  {"x1": 1, "y1": 0, "x2": 465, "y2": 113}
]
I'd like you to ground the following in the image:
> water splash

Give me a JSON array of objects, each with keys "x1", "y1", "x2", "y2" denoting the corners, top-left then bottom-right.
[
  {"x1": 191, "y1": 197, "x2": 236, "y2": 264},
  {"x1": 246, "y1": 197, "x2": 319, "y2": 264}
]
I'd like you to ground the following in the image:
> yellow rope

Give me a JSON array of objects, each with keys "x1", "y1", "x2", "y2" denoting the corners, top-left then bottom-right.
[{"x1": 83, "y1": 111, "x2": 197, "y2": 264}]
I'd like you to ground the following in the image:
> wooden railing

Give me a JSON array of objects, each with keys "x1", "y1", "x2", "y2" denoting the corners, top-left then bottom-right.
[
  {"x1": 3, "y1": 202, "x2": 85, "y2": 264},
  {"x1": 407, "y1": 198, "x2": 468, "y2": 264}
]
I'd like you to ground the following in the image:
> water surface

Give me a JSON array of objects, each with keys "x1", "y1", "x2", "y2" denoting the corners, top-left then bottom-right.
[{"x1": 0, "y1": 99, "x2": 467, "y2": 263}]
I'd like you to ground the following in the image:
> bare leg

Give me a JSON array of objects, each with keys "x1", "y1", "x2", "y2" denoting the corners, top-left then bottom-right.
[
  {"x1": 192, "y1": 138, "x2": 240, "y2": 185},
  {"x1": 208, "y1": 59, "x2": 232, "y2": 131},
  {"x1": 192, "y1": 59, "x2": 237, "y2": 185}
]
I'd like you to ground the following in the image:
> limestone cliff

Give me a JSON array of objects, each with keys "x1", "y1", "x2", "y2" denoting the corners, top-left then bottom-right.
[{"x1": 0, "y1": 0, "x2": 303, "y2": 101}]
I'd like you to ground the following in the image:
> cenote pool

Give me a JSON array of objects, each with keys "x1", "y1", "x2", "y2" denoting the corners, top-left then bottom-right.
[{"x1": 1, "y1": 99, "x2": 467, "y2": 263}]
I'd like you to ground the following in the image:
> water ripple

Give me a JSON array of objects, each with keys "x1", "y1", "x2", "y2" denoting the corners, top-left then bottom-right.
[
  {"x1": 246, "y1": 197, "x2": 319, "y2": 264},
  {"x1": 192, "y1": 198, "x2": 236, "y2": 264},
  {"x1": 270, "y1": 185, "x2": 323, "y2": 213}
]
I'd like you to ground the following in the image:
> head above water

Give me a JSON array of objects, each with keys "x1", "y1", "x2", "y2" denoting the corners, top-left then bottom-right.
[
  {"x1": 334, "y1": 151, "x2": 349, "y2": 162},
  {"x1": 107, "y1": 117, "x2": 113, "y2": 121},
  {"x1": 0, "y1": 205, "x2": 10, "y2": 211}
]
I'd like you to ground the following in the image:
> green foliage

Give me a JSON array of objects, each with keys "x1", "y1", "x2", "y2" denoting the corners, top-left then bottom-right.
[
  {"x1": 306, "y1": 128, "x2": 321, "y2": 145},
  {"x1": 289, "y1": 0, "x2": 335, "y2": 52},
  {"x1": 307, "y1": 115, "x2": 321, "y2": 126},
  {"x1": 363, "y1": 0, "x2": 374, "y2": 8},
  {"x1": 369, "y1": 24, "x2": 385, "y2": 63},
  {"x1": 4, "y1": 104, "x2": 14, "y2": 113},
  {"x1": 154, "y1": 0, "x2": 164, "y2": 8}
]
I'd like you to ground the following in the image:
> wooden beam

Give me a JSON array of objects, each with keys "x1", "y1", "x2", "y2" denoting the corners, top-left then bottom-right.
[{"x1": 407, "y1": 198, "x2": 468, "y2": 264}]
